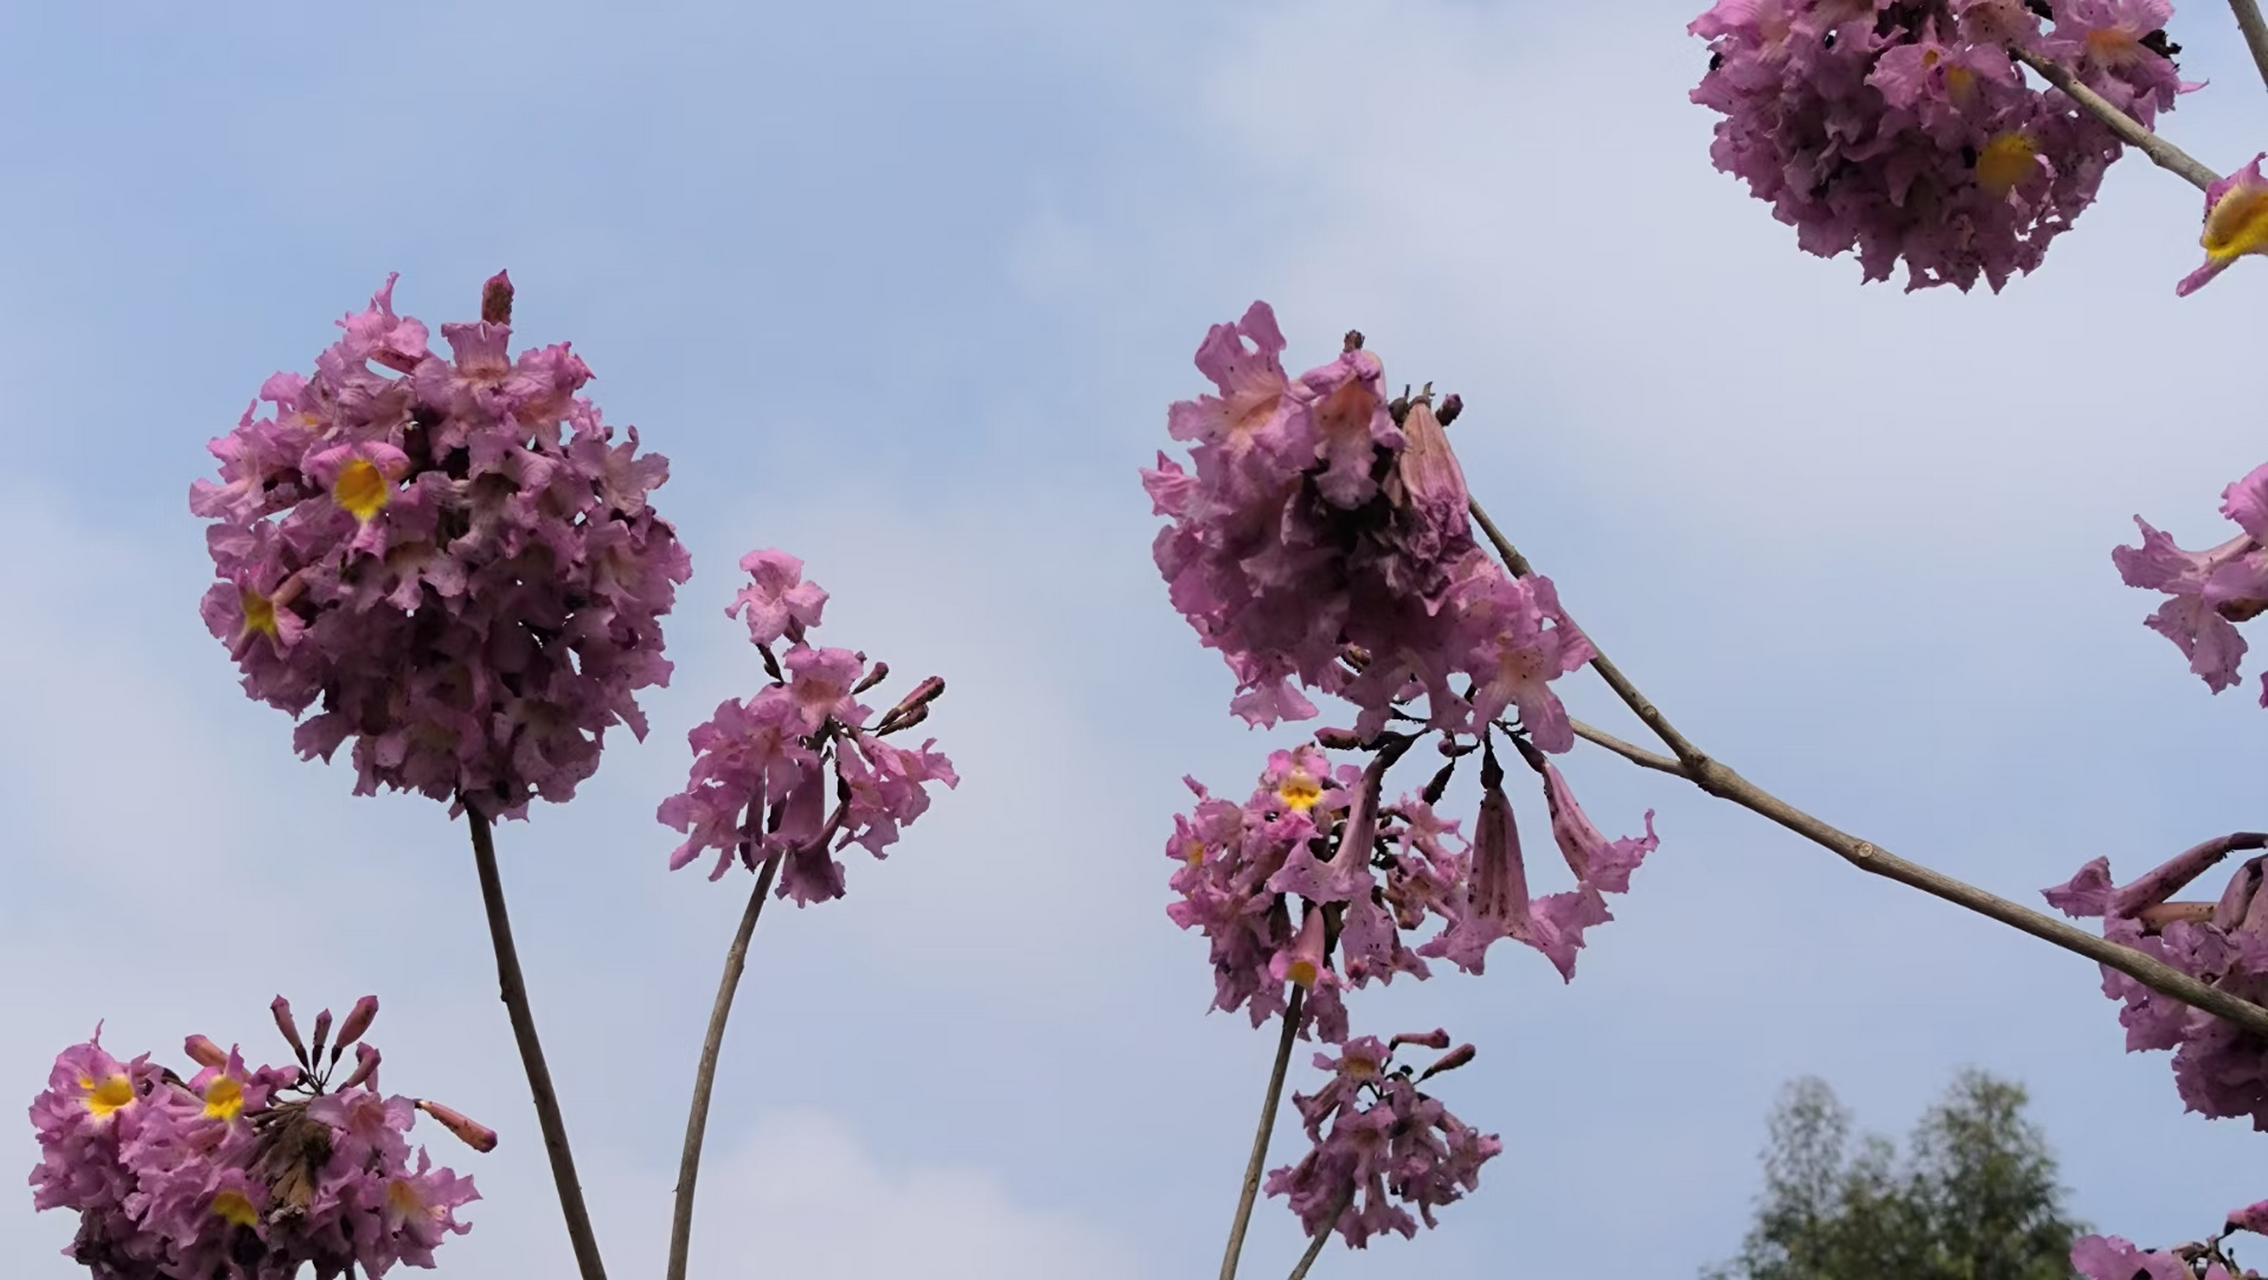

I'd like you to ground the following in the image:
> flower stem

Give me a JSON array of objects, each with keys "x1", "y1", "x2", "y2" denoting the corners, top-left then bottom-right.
[
  {"x1": 2009, "y1": 47, "x2": 2218, "y2": 191},
  {"x1": 666, "y1": 851, "x2": 783, "y2": 1280},
  {"x1": 2229, "y1": 0, "x2": 2268, "y2": 95},
  {"x1": 1466, "y1": 498, "x2": 2268, "y2": 1043},
  {"x1": 1284, "y1": 1185, "x2": 1357, "y2": 1280},
  {"x1": 465, "y1": 809, "x2": 609, "y2": 1280},
  {"x1": 1566, "y1": 717, "x2": 2268, "y2": 1040},
  {"x1": 1220, "y1": 985, "x2": 1306, "y2": 1280}
]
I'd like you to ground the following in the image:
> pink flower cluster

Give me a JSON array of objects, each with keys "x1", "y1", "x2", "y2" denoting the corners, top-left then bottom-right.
[
  {"x1": 1144, "y1": 304, "x2": 1592, "y2": 743},
  {"x1": 2116, "y1": 464, "x2": 2268, "y2": 698},
  {"x1": 1165, "y1": 735, "x2": 1658, "y2": 1042},
  {"x1": 27, "y1": 996, "x2": 487, "y2": 1279},
  {"x1": 658, "y1": 550, "x2": 956, "y2": 906},
  {"x1": 1263, "y1": 1031, "x2": 1502, "y2": 1249},
  {"x1": 2073, "y1": 1202, "x2": 2268, "y2": 1280},
  {"x1": 193, "y1": 273, "x2": 692, "y2": 820},
  {"x1": 1689, "y1": 0, "x2": 2190, "y2": 291},
  {"x1": 2044, "y1": 835, "x2": 2268, "y2": 1127}
]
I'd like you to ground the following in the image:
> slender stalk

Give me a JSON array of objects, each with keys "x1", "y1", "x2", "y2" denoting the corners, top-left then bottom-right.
[
  {"x1": 666, "y1": 851, "x2": 783, "y2": 1280},
  {"x1": 1470, "y1": 501, "x2": 1705, "y2": 768},
  {"x1": 465, "y1": 809, "x2": 609, "y2": 1280},
  {"x1": 2229, "y1": 0, "x2": 2268, "y2": 95},
  {"x1": 1566, "y1": 718, "x2": 2268, "y2": 1041},
  {"x1": 1221, "y1": 986, "x2": 1306, "y2": 1280},
  {"x1": 2009, "y1": 48, "x2": 2219, "y2": 191},
  {"x1": 1466, "y1": 498, "x2": 2268, "y2": 1041},
  {"x1": 1284, "y1": 1185, "x2": 1358, "y2": 1280}
]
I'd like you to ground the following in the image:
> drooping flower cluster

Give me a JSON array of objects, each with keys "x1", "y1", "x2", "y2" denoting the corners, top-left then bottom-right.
[
  {"x1": 1144, "y1": 304, "x2": 1593, "y2": 741},
  {"x1": 193, "y1": 273, "x2": 692, "y2": 819},
  {"x1": 2044, "y1": 835, "x2": 2268, "y2": 1127},
  {"x1": 1689, "y1": 0, "x2": 2190, "y2": 291},
  {"x1": 28, "y1": 996, "x2": 487, "y2": 1279},
  {"x1": 1165, "y1": 733, "x2": 1659, "y2": 1043},
  {"x1": 2113, "y1": 465, "x2": 2268, "y2": 700},
  {"x1": 1263, "y1": 1031, "x2": 1502, "y2": 1249},
  {"x1": 658, "y1": 550, "x2": 956, "y2": 905}
]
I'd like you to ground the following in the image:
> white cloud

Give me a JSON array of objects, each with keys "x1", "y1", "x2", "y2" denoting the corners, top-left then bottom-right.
[{"x1": 675, "y1": 1111, "x2": 1144, "y2": 1280}]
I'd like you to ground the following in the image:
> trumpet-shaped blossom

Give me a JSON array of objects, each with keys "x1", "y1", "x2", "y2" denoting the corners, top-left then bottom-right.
[
  {"x1": 2044, "y1": 836, "x2": 2268, "y2": 1128},
  {"x1": 1145, "y1": 306, "x2": 1590, "y2": 740},
  {"x1": 2178, "y1": 154, "x2": 2268, "y2": 296},
  {"x1": 659, "y1": 550, "x2": 955, "y2": 905},
  {"x1": 1263, "y1": 1031, "x2": 1502, "y2": 1248},
  {"x1": 2115, "y1": 465, "x2": 2268, "y2": 699},
  {"x1": 1689, "y1": 0, "x2": 2190, "y2": 291},
  {"x1": 193, "y1": 273, "x2": 692, "y2": 819},
  {"x1": 27, "y1": 997, "x2": 485, "y2": 1279},
  {"x1": 1422, "y1": 742, "x2": 1660, "y2": 981}
]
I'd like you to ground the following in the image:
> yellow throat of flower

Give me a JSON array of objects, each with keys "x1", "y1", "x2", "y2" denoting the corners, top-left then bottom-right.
[
  {"x1": 1977, "y1": 132, "x2": 2039, "y2": 198},
  {"x1": 2204, "y1": 182, "x2": 2268, "y2": 263},
  {"x1": 239, "y1": 587, "x2": 279, "y2": 639},
  {"x1": 210, "y1": 1190, "x2": 259, "y2": 1229},
  {"x1": 203, "y1": 1075, "x2": 246, "y2": 1122},
  {"x1": 333, "y1": 458, "x2": 392, "y2": 522},
  {"x1": 83, "y1": 1074, "x2": 135, "y2": 1120},
  {"x1": 1278, "y1": 773, "x2": 1323, "y2": 812}
]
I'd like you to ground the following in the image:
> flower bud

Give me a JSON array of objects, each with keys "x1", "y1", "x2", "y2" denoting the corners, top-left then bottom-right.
[
  {"x1": 1390, "y1": 1028, "x2": 1452, "y2": 1052},
  {"x1": 418, "y1": 1099, "x2": 500, "y2": 1153},
  {"x1": 183, "y1": 1035, "x2": 229, "y2": 1070},
  {"x1": 885, "y1": 676, "x2": 945, "y2": 722},
  {"x1": 339, "y1": 1043, "x2": 382, "y2": 1091},
  {"x1": 333, "y1": 996, "x2": 380, "y2": 1057},
  {"x1": 1418, "y1": 1043, "x2": 1477, "y2": 1081},
  {"x1": 309, "y1": 1008, "x2": 334, "y2": 1067},
  {"x1": 271, "y1": 996, "x2": 309, "y2": 1067}
]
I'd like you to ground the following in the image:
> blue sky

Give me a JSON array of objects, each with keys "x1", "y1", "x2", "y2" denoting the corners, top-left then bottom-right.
[{"x1": 8, "y1": 0, "x2": 2268, "y2": 1275}]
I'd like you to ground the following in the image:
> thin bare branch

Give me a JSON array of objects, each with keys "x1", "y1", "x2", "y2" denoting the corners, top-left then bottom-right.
[
  {"x1": 1221, "y1": 986, "x2": 1306, "y2": 1280},
  {"x1": 2010, "y1": 48, "x2": 2218, "y2": 191},
  {"x1": 1469, "y1": 500, "x2": 1706, "y2": 768},
  {"x1": 466, "y1": 810, "x2": 609, "y2": 1280},
  {"x1": 1564, "y1": 720, "x2": 2268, "y2": 1041},
  {"x1": 1284, "y1": 1185, "x2": 1357, "y2": 1280},
  {"x1": 2229, "y1": 0, "x2": 2268, "y2": 95},
  {"x1": 666, "y1": 851, "x2": 784, "y2": 1280}
]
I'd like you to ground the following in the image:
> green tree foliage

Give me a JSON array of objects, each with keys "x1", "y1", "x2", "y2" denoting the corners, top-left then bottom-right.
[{"x1": 1705, "y1": 1069, "x2": 2088, "y2": 1280}]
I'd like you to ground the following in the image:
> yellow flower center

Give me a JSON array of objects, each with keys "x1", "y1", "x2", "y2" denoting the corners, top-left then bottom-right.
[
  {"x1": 1287, "y1": 959, "x2": 1319, "y2": 989},
  {"x1": 239, "y1": 588, "x2": 279, "y2": 639},
  {"x1": 84, "y1": 1075, "x2": 135, "y2": 1120},
  {"x1": 1945, "y1": 65, "x2": 1977, "y2": 105},
  {"x1": 387, "y1": 1178, "x2": 428, "y2": 1217},
  {"x1": 203, "y1": 1076, "x2": 245, "y2": 1122},
  {"x1": 1976, "y1": 132, "x2": 2039, "y2": 198},
  {"x1": 1278, "y1": 773, "x2": 1323, "y2": 812},
  {"x1": 2087, "y1": 27, "x2": 2140, "y2": 63},
  {"x1": 333, "y1": 458, "x2": 391, "y2": 522},
  {"x1": 210, "y1": 1190, "x2": 259, "y2": 1228},
  {"x1": 2203, "y1": 183, "x2": 2268, "y2": 263},
  {"x1": 1347, "y1": 1058, "x2": 1378, "y2": 1079},
  {"x1": 1183, "y1": 841, "x2": 1206, "y2": 868}
]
